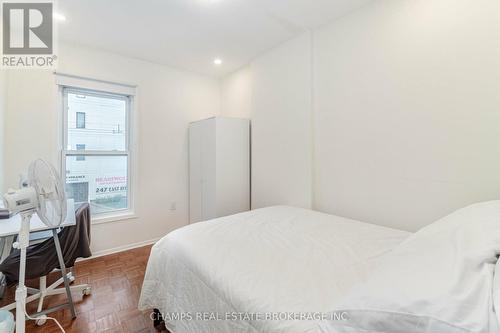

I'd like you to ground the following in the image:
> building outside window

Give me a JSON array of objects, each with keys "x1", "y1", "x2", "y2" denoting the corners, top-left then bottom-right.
[{"x1": 62, "y1": 87, "x2": 132, "y2": 217}]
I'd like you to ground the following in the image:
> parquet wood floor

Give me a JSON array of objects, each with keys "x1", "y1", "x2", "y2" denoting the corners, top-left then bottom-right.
[{"x1": 0, "y1": 245, "x2": 163, "y2": 333}]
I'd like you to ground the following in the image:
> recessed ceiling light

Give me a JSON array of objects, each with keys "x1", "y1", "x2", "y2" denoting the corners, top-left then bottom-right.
[
  {"x1": 54, "y1": 12, "x2": 66, "y2": 21},
  {"x1": 213, "y1": 58, "x2": 222, "y2": 66}
]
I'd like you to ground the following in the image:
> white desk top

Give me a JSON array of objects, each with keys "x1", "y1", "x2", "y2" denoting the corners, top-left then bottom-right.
[{"x1": 0, "y1": 199, "x2": 76, "y2": 238}]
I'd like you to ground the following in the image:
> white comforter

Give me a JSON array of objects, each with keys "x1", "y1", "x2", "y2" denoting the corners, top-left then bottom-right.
[{"x1": 139, "y1": 206, "x2": 410, "y2": 333}]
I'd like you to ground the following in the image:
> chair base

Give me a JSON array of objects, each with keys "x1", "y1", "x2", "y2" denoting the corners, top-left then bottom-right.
[{"x1": 0, "y1": 271, "x2": 91, "y2": 324}]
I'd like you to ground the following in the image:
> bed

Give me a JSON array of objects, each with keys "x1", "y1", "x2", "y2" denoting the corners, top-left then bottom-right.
[{"x1": 138, "y1": 206, "x2": 411, "y2": 333}]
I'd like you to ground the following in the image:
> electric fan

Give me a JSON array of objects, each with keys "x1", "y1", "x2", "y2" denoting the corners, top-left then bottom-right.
[{"x1": 3, "y1": 159, "x2": 69, "y2": 333}]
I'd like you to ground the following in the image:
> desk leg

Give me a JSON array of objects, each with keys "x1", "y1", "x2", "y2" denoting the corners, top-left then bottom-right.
[{"x1": 52, "y1": 230, "x2": 76, "y2": 319}]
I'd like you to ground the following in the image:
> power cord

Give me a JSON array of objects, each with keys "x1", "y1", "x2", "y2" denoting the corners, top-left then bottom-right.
[{"x1": 21, "y1": 299, "x2": 66, "y2": 333}]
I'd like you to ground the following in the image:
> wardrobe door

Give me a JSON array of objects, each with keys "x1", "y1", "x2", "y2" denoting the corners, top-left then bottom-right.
[
  {"x1": 200, "y1": 119, "x2": 216, "y2": 221},
  {"x1": 189, "y1": 121, "x2": 203, "y2": 223}
]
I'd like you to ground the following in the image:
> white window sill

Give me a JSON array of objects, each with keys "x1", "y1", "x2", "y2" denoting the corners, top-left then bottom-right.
[{"x1": 91, "y1": 211, "x2": 137, "y2": 225}]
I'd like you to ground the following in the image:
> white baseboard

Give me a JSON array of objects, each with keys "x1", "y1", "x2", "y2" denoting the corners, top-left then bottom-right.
[{"x1": 78, "y1": 237, "x2": 161, "y2": 261}]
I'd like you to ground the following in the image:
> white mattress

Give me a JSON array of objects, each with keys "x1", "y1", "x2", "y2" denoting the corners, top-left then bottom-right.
[{"x1": 139, "y1": 206, "x2": 411, "y2": 333}]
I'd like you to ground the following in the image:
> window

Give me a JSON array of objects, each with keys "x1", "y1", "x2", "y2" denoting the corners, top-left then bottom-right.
[
  {"x1": 76, "y1": 112, "x2": 86, "y2": 129},
  {"x1": 76, "y1": 144, "x2": 85, "y2": 161},
  {"x1": 62, "y1": 87, "x2": 132, "y2": 217}
]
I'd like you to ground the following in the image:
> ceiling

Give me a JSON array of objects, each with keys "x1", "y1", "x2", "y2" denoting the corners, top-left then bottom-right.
[{"x1": 58, "y1": 0, "x2": 372, "y2": 78}]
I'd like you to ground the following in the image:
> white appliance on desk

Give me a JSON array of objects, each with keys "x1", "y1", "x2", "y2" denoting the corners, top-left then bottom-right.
[{"x1": 189, "y1": 117, "x2": 250, "y2": 223}]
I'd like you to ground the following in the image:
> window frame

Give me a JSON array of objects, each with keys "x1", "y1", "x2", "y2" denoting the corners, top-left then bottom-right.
[{"x1": 61, "y1": 85, "x2": 136, "y2": 223}]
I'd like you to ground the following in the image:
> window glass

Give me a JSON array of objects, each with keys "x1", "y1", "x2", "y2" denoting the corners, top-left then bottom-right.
[
  {"x1": 67, "y1": 92, "x2": 127, "y2": 151},
  {"x1": 63, "y1": 87, "x2": 131, "y2": 217},
  {"x1": 65, "y1": 155, "x2": 128, "y2": 214}
]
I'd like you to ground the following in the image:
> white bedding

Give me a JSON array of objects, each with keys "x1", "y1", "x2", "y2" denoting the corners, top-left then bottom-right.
[
  {"x1": 320, "y1": 200, "x2": 500, "y2": 333},
  {"x1": 138, "y1": 206, "x2": 410, "y2": 333}
]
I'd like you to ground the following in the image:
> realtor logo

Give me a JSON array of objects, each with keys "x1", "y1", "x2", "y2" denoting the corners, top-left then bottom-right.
[{"x1": 1, "y1": 1, "x2": 57, "y2": 68}]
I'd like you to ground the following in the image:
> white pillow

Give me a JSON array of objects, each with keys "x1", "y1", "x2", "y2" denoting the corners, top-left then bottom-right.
[{"x1": 320, "y1": 201, "x2": 500, "y2": 333}]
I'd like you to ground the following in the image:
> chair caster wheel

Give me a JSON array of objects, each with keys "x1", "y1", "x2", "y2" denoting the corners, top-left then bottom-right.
[
  {"x1": 82, "y1": 286, "x2": 91, "y2": 296},
  {"x1": 36, "y1": 315, "x2": 47, "y2": 326}
]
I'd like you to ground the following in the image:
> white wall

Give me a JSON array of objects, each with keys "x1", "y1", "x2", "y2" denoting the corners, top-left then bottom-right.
[
  {"x1": 221, "y1": 0, "x2": 500, "y2": 231},
  {"x1": 0, "y1": 70, "x2": 5, "y2": 193},
  {"x1": 220, "y1": 66, "x2": 252, "y2": 119},
  {"x1": 251, "y1": 33, "x2": 313, "y2": 209},
  {"x1": 314, "y1": 0, "x2": 500, "y2": 231},
  {"x1": 4, "y1": 43, "x2": 220, "y2": 254},
  {"x1": 222, "y1": 33, "x2": 313, "y2": 209}
]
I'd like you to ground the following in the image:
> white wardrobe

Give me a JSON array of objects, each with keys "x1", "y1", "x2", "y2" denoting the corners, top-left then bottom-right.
[{"x1": 189, "y1": 117, "x2": 250, "y2": 223}]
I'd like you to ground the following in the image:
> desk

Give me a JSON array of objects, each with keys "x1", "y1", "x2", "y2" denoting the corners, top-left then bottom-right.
[
  {"x1": 0, "y1": 200, "x2": 76, "y2": 297},
  {"x1": 0, "y1": 199, "x2": 76, "y2": 237}
]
